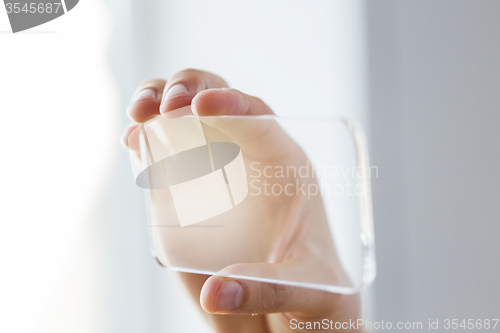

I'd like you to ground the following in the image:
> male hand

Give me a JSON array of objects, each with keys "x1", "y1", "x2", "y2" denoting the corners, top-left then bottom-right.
[{"x1": 122, "y1": 69, "x2": 364, "y2": 333}]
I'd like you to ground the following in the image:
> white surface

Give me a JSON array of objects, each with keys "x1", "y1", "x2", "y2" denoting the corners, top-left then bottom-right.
[
  {"x1": 0, "y1": 1, "x2": 117, "y2": 332},
  {"x1": 170, "y1": 169, "x2": 232, "y2": 226}
]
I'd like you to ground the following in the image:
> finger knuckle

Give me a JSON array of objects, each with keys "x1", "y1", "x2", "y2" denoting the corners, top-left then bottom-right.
[
  {"x1": 252, "y1": 96, "x2": 265, "y2": 105},
  {"x1": 178, "y1": 68, "x2": 203, "y2": 76},
  {"x1": 168, "y1": 69, "x2": 204, "y2": 87},
  {"x1": 173, "y1": 68, "x2": 204, "y2": 82},
  {"x1": 249, "y1": 95, "x2": 271, "y2": 111},
  {"x1": 264, "y1": 283, "x2": 290, "y2": 312},
  {"x1": 139, "y1": 78, "x2": 164, "y2": 86}
]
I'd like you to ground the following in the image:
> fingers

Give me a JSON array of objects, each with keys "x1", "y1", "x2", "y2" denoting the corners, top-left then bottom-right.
[
  {"x1": 200, "y1": 263, "x2": 342, "y2": 316},
  {"x1": 191, "y1": 88, "x2": 299, "y2": 161},
  {"x1": 127, "y1": 69, "x2": 227, "y2": 124},
  {"x1": 191, "y1": 88, "x2": 273, "y2": 117},
  {"x1": 174, "y1": 272, "x2": 269, "y2": 333},
  {"x1": 160, "y1": 68, "x2": 228, "y2": 114},
  {"x1": 123, "y1": 69, "x2": 299, "y2": 162},
  {"x1": 120, "y1": 123, "x2": 140, "y2": 150},
  {"x1": 122, "y1": 69, "x2": 228, "y2": 153},
  {"x1": 127, "y1": 78, "x2": 166, "y2": 123}
]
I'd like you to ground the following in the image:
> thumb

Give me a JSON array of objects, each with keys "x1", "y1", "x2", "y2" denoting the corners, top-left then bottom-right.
[{"x1": 199, "y1": 262, "x2": 342, "y2": 316}]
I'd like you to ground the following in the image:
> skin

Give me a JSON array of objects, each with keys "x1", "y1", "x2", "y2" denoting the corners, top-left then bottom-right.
[{"x1": 121, "y1": 69, "x2": 365, "y2": 332}]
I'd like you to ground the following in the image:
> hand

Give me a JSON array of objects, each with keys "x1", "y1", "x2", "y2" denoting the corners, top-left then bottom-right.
[{"x1": 122, "y1": 69, "x2": 364, "y2": 332}]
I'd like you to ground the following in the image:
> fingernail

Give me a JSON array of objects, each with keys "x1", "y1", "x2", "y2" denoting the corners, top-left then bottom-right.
[
  {"x1": 164, "y1": 84, "x2": 190, "y2": 101},
  {"x1": 215, "y1": 280, "x2": 244, "y2": 312},
  {"x1": 131, "y1": 88, "x2": 157, "y2": 103}
]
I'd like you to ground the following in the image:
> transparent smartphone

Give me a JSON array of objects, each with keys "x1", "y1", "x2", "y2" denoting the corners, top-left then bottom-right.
[{"x1": 127, "y1": 108, "x2": 375, "y2": 294}]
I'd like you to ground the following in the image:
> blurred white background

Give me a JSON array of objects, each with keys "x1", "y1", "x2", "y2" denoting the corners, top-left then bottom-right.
[
  {"x1": 0, "y1": 1, "x2": 118, "y2": 332},
  {"x1": 1, "y1": 0, "x2": 499, "y2": 332}
]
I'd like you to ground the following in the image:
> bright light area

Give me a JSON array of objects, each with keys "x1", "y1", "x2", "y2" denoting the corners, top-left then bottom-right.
[{"x1": 0, "y1": 1, "x2": 118, "y2": 332}]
